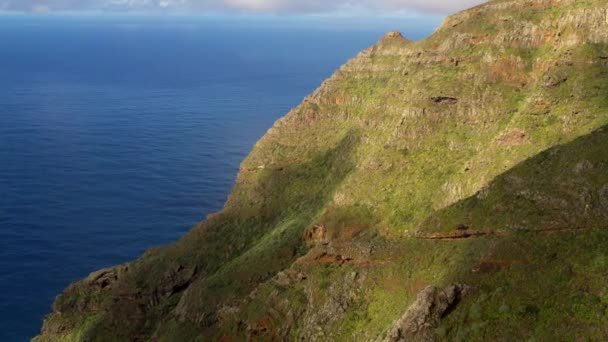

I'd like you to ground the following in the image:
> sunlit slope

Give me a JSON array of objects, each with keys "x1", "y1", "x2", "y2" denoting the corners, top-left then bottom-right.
[{"x1": 36, "y1": 0, "x2": 608, "y2": 341}]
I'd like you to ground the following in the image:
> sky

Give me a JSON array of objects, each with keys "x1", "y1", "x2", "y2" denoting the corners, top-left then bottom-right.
[{"x1": 0, "y1": 0, "x2": 487, "y2": 15}]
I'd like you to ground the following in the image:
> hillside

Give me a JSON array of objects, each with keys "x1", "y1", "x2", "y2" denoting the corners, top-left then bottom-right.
[{"x1": 36, "y1": 0, "x2": 608, "y2": 340}]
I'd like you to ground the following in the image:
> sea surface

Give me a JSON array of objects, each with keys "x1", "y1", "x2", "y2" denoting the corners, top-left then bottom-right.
[{"x1": 0, "y1": 14, "x2": 440, "y2": 341}]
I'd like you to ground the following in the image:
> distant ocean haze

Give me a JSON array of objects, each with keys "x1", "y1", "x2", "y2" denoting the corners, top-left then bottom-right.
[{"x1": 0, "y1": 15, "x2": 440, "y2": 341}]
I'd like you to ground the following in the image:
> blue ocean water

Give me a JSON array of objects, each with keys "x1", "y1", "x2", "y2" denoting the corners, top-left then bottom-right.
[{"x1": 0, "y1": 15, "x2": 440, "y2": 341}]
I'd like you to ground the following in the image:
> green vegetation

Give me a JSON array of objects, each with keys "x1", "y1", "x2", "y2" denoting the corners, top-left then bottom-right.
[
  {"x1": 36, "y1": 0, "x2": 608, "y2": 341},
  {"x1": 435, "y1": 228, "x2": 608, "y2": 340}
]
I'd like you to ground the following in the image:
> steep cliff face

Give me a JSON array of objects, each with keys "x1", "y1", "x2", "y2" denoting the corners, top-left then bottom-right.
[{"x1": 36, "y1": 0, "x2": 608, "y2": 340}]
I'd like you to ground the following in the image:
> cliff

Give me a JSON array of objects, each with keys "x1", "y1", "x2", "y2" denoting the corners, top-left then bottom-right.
[{"x1": 36, "y1": 0, "x2": 608, "y2": 340}]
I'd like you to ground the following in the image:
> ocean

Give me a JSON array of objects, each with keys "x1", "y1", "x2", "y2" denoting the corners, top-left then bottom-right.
[{"x1": 0, "y1": 14, "x2": 440, "y2": 340}]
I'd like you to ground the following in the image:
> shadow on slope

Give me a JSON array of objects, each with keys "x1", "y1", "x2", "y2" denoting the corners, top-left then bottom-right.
[
  {"x1": 206, "y1": 125, "x2": 608, "y2": 341},
  {"x1": 41, "y1": 130, "x2": 361, "y2": 341},
  {"x1": 421, "y1": 124, "x2": 608, "y2": 235},
  {"x1": 423, "y1": 125, "x2": 608, "y2": 340}
]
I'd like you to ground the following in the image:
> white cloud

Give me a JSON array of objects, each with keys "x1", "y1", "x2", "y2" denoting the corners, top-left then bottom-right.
[{"x1": 0, "y1": 0, "x2": 488, "y2": 14}]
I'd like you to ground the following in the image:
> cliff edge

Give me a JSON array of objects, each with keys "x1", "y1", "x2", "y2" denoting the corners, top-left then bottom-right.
[{"x1": 36, "y1": 0, "x2": 608, "y2": 340}]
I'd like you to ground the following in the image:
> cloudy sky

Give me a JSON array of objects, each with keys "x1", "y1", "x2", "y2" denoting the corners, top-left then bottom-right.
[{"x1": 0, "y1": 0, "x2": 487, "y2": 15}]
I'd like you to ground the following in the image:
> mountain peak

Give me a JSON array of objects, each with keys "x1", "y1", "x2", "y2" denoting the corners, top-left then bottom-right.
[
  {"x1": 372, "y1": 31, "x2": 411, "y2": 50},
  {"x1": 382, "y1": 31, "x2": 406, "y2": 40}
]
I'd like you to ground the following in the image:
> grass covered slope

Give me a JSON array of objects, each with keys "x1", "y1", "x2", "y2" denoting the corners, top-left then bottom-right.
[{"x1": 36, "y1": 0, "x2": 608, "y2": 340}]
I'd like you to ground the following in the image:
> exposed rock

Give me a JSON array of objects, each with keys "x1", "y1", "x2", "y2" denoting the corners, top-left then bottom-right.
[
  {"x1": 377, "y1": 31, "x2": 411, "y2": 46},
  {"x1": 86, "y1": 264, "x2": 129, "y2": 289},
  {"x1": 384, "y1": 31, "x2": 406, "y2": 40},
  {"x1": 300, "y1": 269, "x2": 366, "y2": 341},
  {"x1": 497, "y1": 129, "x2": 528, "y2": 146},
  {"x1": 416, "y1": 229, "x2": 488, "y2": 240},
  {"x1": 542, "y1": 74, "x2": 568, "y2": 88},
  {"x1": 385, "y1": 284, "x2": 471, "y2": 342},
  {"x1": 431, "y1": 96, "x2": 459, "y2": 105},
  {"x1": 438, "y1": 0, "x2": 608, "y2": 49},
  {"x1": 456, "y1": 224, "x2": 469, "y2": 231},
  {"x1": 274, "y1": 269, "x2": 307, "y2": 286},
  {"x1": 157, "y1": 264, "x2": 197, "y2": 297},
  {"x1": 304, "y1": 224, "x2": 328, "y2": 245}
]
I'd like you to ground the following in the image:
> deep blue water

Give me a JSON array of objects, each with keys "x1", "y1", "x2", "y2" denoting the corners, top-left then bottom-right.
[{"x1": 0, "y1": 15, "x2": 440, "y2": 341}]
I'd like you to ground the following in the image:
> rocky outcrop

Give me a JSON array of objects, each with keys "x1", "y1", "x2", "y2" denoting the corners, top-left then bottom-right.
[
  {"x1": 437, "y1": 0, "x2": 608, "y2": 50},
  {"x1": 385, "y1": 284, "x2": 471, "y2": 342},
  {"x1": 304, "y1": 224, "x2": 328, "y2": 245},
  {"x1": 376, "y1": 31, "x2": 412, "y2": 48},
  {"x1": 85, "y1": 264, "x2": 129, "y2": 290}
]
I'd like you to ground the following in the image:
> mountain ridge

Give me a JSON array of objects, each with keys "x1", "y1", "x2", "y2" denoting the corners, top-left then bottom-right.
[{"x1": 36, "y1": 0, "x2": 608, "y2": 340}]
